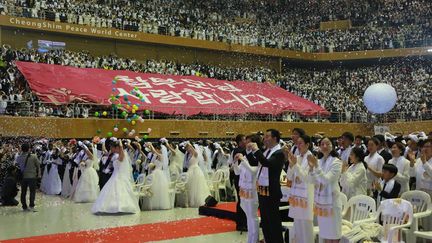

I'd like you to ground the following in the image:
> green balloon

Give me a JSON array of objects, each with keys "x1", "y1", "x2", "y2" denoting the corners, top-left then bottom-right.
[
  {"x1": 94, "y1": 112, "x2": 99, "y2": 117},
  {"x1": 107, "y1": 132, "x2": 113, "y2": 137},
  {"x1": 144, "y1": 110, "x2": 150, "y2": 115},
  {"x1": 96, "y1": 129, "x2": 101, "y2": 134},
  {"x1": 143, "y1": 135, "x2": 148, "y2": 140}
]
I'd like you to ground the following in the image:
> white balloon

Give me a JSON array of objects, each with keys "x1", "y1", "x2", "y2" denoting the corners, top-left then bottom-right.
[{"x1": 363, "y1": 83, "x2": 397, "y2": 114}]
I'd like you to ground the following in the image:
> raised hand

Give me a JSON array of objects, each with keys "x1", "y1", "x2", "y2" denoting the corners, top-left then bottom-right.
[
  {"x1": 288, "y1": 152, "x2": 297, "y2": 168},
  {"x1": 247, "y1": 142, "x2": 258, "y2": 152},
  {"x1": 307, "y1": 154, "x2": 318, "y2": 169},
  {"x1": 408, "y1": 151, "x2": 416, "y2": 167},
  {"x1": 421, "y1": 153, "x2": 427, "y2": 164},
  {"x1": 341, "y1": 163, "x2": 349, "y2": 173},
  {"x1": 234, "y1": 153, "x2": 244, "y2": 161}
]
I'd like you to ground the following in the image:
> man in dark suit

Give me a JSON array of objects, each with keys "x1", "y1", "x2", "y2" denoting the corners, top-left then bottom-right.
[
  {"x1": 246, "y1": 129, "x2": 285, "y2": 243},
  {"x1": 230, "y1": 134, "x2": 248, "y2": 231},
  {"x1": 374, "y1": 135, "x2": 392, "y2": 163}
]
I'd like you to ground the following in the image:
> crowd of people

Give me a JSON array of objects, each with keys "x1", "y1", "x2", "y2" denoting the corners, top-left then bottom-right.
[
  {"x1": 1, "y1": 45, "x2": 431, "y2": 122},
  {"x1": 1, "y1": 0, "x2": 431, "y2": 52},
  {"x1": 0, "y1": 128, "x2": 431, "y2": 242},
  {"x1": 0, "y1": 134, "x2": 244, "y2": 212}
]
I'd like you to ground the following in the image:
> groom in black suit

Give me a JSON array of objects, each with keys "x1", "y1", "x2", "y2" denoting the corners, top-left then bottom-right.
[{"x1": 246, "y1": 129, "x2": 285, "y2": 243}]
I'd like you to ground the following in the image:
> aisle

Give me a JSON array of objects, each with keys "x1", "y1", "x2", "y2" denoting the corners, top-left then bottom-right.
[
  {"x1": 3, "y1": 217, "x2": 235, "y2": 243},
  {"x1": 0, "y1": 192, "x2": 244, "y2": 242}
]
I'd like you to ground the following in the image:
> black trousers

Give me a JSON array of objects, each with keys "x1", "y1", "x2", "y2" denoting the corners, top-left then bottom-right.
[
  {"x1": 99, "y1": 173, "x2": 112, "y2": 190},
  {"x1": 258, "y1": 195, "x2": 283, "y2": 243},
  {"x1": 69, "y1": 166, "x2": 82, "y2": 185},
  {"x1": 233, "y1": 174, "x2": 247, "y2": 229},
  {"x1": 21, "y1": 178, "x2": 37, "y2": 209}
]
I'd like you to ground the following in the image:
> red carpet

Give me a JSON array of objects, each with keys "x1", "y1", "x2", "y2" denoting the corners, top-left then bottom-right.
[{"x1": 2, "y1": 217, "x2": 235, "y2": 243}]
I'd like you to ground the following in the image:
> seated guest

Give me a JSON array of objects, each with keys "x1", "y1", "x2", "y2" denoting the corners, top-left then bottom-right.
[
  {"x1": 1, "y1": 166, "x2": 19, "y2": 206},
  {"x1": 373, "y1": 164, "x2": 401, "y2": 205}
]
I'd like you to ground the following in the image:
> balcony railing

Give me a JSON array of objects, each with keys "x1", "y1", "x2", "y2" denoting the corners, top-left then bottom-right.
[{"x1": 1, "y1": 100, "x2": 431, "y2": 123}]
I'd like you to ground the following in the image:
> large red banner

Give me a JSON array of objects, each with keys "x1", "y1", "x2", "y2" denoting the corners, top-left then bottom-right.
[{"x1": 16, "y1": 61, "x2": 328, "y2": 116}]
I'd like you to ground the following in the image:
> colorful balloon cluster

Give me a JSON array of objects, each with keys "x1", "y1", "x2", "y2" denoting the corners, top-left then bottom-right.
[{"x1": 96, "y1": 76, "x2": 152, "y2": 139}]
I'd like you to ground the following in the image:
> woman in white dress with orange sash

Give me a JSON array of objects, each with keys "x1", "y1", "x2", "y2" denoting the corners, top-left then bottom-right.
[
  {"x1": 286, "y1": 134, "x2": 314, "y2": 243},
  {"x1": 307, "y1": 137, "x2": 342, "y2": 243},
  {"x1": 232, "y1": 134, "x2": 262, "y2": 243}
]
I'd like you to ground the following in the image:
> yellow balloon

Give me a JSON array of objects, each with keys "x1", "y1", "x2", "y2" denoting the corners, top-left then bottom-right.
[
  {"x1": 132, "y1": 109, "x2": 136, "y2": 114},
  {"x1": 102, "y1": 111, "x2": 108, "y2": 116},
  {"x1": 131, "y1": 120, "x2": 136, "y2": 125}
]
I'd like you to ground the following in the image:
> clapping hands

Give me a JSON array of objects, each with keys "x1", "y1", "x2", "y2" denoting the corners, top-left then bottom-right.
[
  {"x1": 234, "y1": 153, "x2": 244, "y2": 164},
  {"x1": 407, "y1": 151, "x2": 416, "y2": 167},
  {"x1": 307, "y1": 154, "x2": 318, "y2": 169},
  {"x1": 287, "y1": 151, "x2": 297, "y2": 168},
  {"x1": 246, "y1": 142, "x2": 258, "y2": 152}
]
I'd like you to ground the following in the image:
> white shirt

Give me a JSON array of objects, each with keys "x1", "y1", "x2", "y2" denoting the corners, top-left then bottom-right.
[
  {"x1": 340, "y1": 145, "x2": 352, "y2": 164},
  {"x1": 365, "y1": 152, "x2": 385, "y2": 189},
  {"x1": 388, "y1": 156, "x2": 410, "y2": 194},
  {"x1": 256, "y1": 144, "x2": 281, "y2": 187},
  {"x1": 340, "y1": 162, "x2": 367, "y2": 199},
  {"x1": 413, "y1": 157, "x2": 432, "y2": 191}
]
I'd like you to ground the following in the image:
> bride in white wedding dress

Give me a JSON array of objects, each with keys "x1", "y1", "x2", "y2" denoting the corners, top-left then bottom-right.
[
  {"x1": 185, "y1": 143, "x2": 211, "y2": 207},
  {"x1": 73, "y1": 142, "x2": 99, "y2": 203},
  {"x1": 91, "y1": 139, "x2": 140, "y2": 214},
  {"x1": 142, "y1": 142, "x2": 171, "y2": 210}
]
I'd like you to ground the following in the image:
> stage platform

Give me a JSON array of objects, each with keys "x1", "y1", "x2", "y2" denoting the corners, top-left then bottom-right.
[
  {"x1": 198, "y1": 202, "x2": 237, "y2": 221},
  {"x1": 199, "y1": 201, "x2": 291, "y2": 223}
]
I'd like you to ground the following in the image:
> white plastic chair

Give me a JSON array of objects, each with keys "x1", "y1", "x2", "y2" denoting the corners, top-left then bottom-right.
[
  {"x1": 138, "y1": 174, "x2": 153, "y2": 211},
  {"x1": 169, "y1": 171, "x2": 179, "y2": 189},
  {"x1": 342, "y1": 194, "x2": 377, "y2": 228},
  {"x1": 133, "y1": 173, "x2": 146, "y2": 192},
  {"x1": 354, "y1": 198, "x2": 413, "y2": 243},
  {"x1": 401, "y1": 190, "x2": 432, "y2": 242},
  {"x1": 209, "y1": 170, "x2": 224, "y2": 202},
  {"x1": 175, "y1": 172, "x2": 189, "y2": 207},
  {"x1": 219, "y1": 169, "x2": 230, "y2": 201}
]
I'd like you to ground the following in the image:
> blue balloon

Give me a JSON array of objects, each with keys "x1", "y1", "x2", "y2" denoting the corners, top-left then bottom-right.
[{"x1": 363, "y1": 83, "x2": 397, "y2": 114}]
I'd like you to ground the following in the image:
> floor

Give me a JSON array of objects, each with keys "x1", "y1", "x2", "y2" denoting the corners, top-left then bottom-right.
[{"x1": 0, "y1": 192, "x2": 248, "y2": 242}]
